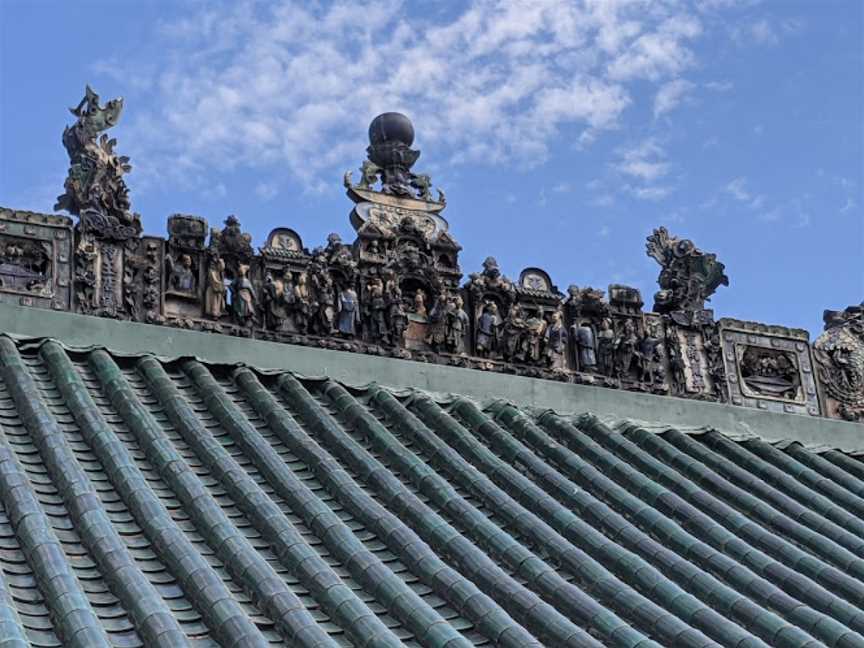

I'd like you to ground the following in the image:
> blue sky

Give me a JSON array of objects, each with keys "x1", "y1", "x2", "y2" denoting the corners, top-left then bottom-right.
[{"x1": 1, "y1": 0, "x2": 861, "y2": 336}]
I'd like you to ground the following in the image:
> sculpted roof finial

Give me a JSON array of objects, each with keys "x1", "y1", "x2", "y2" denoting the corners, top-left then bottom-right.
[{"x1": 55, "y1": 85, "x2": 141, "y2": 240}]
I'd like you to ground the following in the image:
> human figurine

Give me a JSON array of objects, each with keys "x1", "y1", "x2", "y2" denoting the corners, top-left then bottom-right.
[
  {"x1": 446, "y1": 296, "x2": 470, "y2": 354},
  {"x1": 262, "y1": 273, "x2": 286, "y2": 331},
  {"x1": 294, "y1": 273, "x2": 312, "y2": 334},
  {"x1": 231, "y1": 264, "x2": 256, "y2": 326},
  {"x1": 425, "y1": 293, "x2": 449, "y2": 351},
  {"x1": 597, "y1": 318, "x2": 615, "y2": 376},
  {"x1": 502, "y1": 304, "x2": 527, "y2": 362},
  {"x1": 312, "y1": 271, "x2": 335, "y2": 335},
  {"x1": 638, "y1": 324, "x2": 662, "y2": 383},
  {"x1": 475, "y1": 302, "x2": 500, "y2": 357},
  {"x1": 574, "y1": 322, "x2": 597, "y2": 371},
  {"x1": 413, "y1": 289, "x2": 427, "y2": 318},
  {"x1": 668, "y1": 333, "x2": 687, "y2": 392},
  {"x1": 281, "y1": 269, "x2": 296, "y2": 317},
  {"x1": 615, "y1": 319, "x2": 639, "y2": 379},
  {"x1": 544, "y1": 311, "x2": 568, "y2": 370},
  {"x1": 336, "y1": 285, "x2": 360, "y2": 337},
  {"x1": 168, "y1": 254, "x2": 196, "y2": 293},
  {"x1": 524, "y1": 312, "x2": 546, "y2": 364},
  {"x1": 388, "y1": 285, "x2": 408, "y2": 346},
  {"x1": 366, "y1": 279, "x2": 390, "y2": 343},
  {"x1": 204, "y1": 257, "x2": 227, "y2": 319}
]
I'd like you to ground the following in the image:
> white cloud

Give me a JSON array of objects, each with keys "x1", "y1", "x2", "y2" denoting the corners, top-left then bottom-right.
[
  {"x1": 631, "y1": 185, "x2": 673, "y2": 201},
  {"x1": 255, "y1": 181, "x2": 280, "y2": 201},
  {"x1": 653, "y1": 78, "x2": 695, "y2": 118},
  {"x1": 704, "y1": 80, "x2": 733, "y2": 92},
  {"x1": 590, "y1": 193, "x2": 615, "y2": 207},
  {"x1": 613, "y1": 138, "x2": 674, "y2": 201},
  {"x1": 725, "y1": 176, "x2": 767, "y2": 209},
  {"x1": 615, "y1": 139, "x2": 669, "y2": 181},
  {"x1": 732, "y1": 19, "x2": 779, "y2": 46},
  {"x1": 725, "y1": 176, "x2": 750, "y2": 201},
  {"x1": 94, "y1": 0, "x2": 728, "y2": 193}
]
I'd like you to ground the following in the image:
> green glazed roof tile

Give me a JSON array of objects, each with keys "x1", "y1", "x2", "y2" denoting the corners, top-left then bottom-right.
[{"x1": 0, "y1": 334, "x2": 862, "y2": 646}]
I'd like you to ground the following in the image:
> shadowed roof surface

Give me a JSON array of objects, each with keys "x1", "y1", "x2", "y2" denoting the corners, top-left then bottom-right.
[{"x1": 0, "y1": 335, "x2": 863, "y2": 648}]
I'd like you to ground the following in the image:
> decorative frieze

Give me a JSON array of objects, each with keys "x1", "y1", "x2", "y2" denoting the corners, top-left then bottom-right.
[{"x1": 1, "y1": 88, "x2": 859, "y2": 424}]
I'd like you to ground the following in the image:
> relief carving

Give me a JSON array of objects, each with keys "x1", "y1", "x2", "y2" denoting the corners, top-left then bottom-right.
[{"x1": 814, "y1": 303, "x2": 864, "y2": 421}]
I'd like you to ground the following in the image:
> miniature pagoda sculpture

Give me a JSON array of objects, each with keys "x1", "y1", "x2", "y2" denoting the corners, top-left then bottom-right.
[
  {"x1": 55, "y1": 85, "x2": 141, "y2": 240},
  {"x1": 814, "y1": 303, "x2": 864, "y2": 421},
  {"x1": 344, "y1": 112, "x2": 448, "y2": 240},
  {"x1": 645, "y1": 227, "x2": 728, "y2": 314}
]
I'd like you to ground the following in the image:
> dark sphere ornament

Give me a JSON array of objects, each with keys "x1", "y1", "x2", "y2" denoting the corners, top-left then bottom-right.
[{"x1": 368, "y1": 112, "x2": 415, "y2": 147}]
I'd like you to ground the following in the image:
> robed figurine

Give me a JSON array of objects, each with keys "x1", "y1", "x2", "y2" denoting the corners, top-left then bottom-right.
[
  {"x1": 337, "y1": 287, "x2": 360, "y2": 337},
  {"x1": 231, "y1": 264, "x2": 256, "y2": 326}
]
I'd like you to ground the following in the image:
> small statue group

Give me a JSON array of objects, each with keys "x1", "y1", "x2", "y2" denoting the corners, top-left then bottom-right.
[
  {"x1": 426, "y1": 293, "x2": 469, "y2": 354},
  {"x1": 262, "y1": 269, "x2": 296, "y2": 330},
  {"x1": 579, "y1": 317, "x2": 663, "y2": 383},
  {"x1": 474, "y1": 302, "x2": 569, "y2": 369},
  {"x1": 359, "y1": 276, "x2": 411, "y2": 346}
]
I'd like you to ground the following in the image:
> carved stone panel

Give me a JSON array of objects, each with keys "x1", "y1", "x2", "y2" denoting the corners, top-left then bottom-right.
[
  {"x1": 720, "y1": 319, "x2": 820, "y2": 416},
  {"x1": 666, "y1": 324, "x2": 715, "y2": 398},
  {"x1": 0, "y1": 209, "x2": 73, "y2": 311}
]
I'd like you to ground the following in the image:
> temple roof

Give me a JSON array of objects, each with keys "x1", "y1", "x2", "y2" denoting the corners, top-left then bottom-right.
[{"x1": 0, "y1": 304, "x2": 862, "y2": 648}]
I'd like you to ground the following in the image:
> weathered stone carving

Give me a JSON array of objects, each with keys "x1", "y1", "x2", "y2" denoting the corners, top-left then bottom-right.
[
  {"x1": 210, "y1": 215, "x2": 253, "y2": 276},
  {"x1": 814, "y1": 303, "x2": 864, "y2": 421},
  {"x1": 55, "y1": 86, "x2": 141, "y2": 240},
  {"x1": 364, "y1": 277, "x2": 390, "y2": 344},
  {"x1": 646, "y1": 227, "x2": 728, "y2": 313},
  {"x1": 293, "y1": 273, "x2": 313, "y2": 334},
  {"x1": 475, "y1": 301, "x2": 501, "y2": 358},
  {"x1": 0, "y1": 209, "x2": 73, "y2": 311},
  {"x1": 702, "y1": 323, "x2": 727, "y2": 402},
  {"x1": 445, "y1": 296, "x2": 469, "y2": 354},
  {"x1": 637, "y1": 323, "x2": 663, "y2": 384},
  {"x1": 167, "y1": 254, "x2": 197, "y2": 294},
  {"x1": 739, "y1": 345, "x2": 800, "y2": 400},
  {"x1": 346, "y1": 113, "x2": 437, "y2": 200},
  {"x1": 204, "y1": 257, "x2": 227, "y2": 319},
  {"x1": 262, "y1": 270, "x2": 293, "y2": 331},
  {"x1": 336, "y1": 286, "x2": 360, "y2": 338},
  {"x1": 544, "y1": 311, "x2": 568, "y2": 370},
  {"x1": 720, "y1": 319, "x2": 820, "y2": 416},
  {"x1": 614, "y1": 319, "x2": 640, "y2": 379},
  {"x1": 573, "y1": 322, "x2": 597, "y2": 372},
  {"x1": 231, "y1": 264, "x2": 256, "y2": 327},
  {"x1": 596, "y1": 318, "x2": 616, "y2": 377}
]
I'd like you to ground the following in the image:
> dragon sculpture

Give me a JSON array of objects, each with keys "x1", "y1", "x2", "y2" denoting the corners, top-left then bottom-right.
[
  {"x1": 55, "y1": 85, "x2": 141, "y2": 240},
  {"x1": 645, "y1": 226, "x2": 728, "y2": 313}
]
